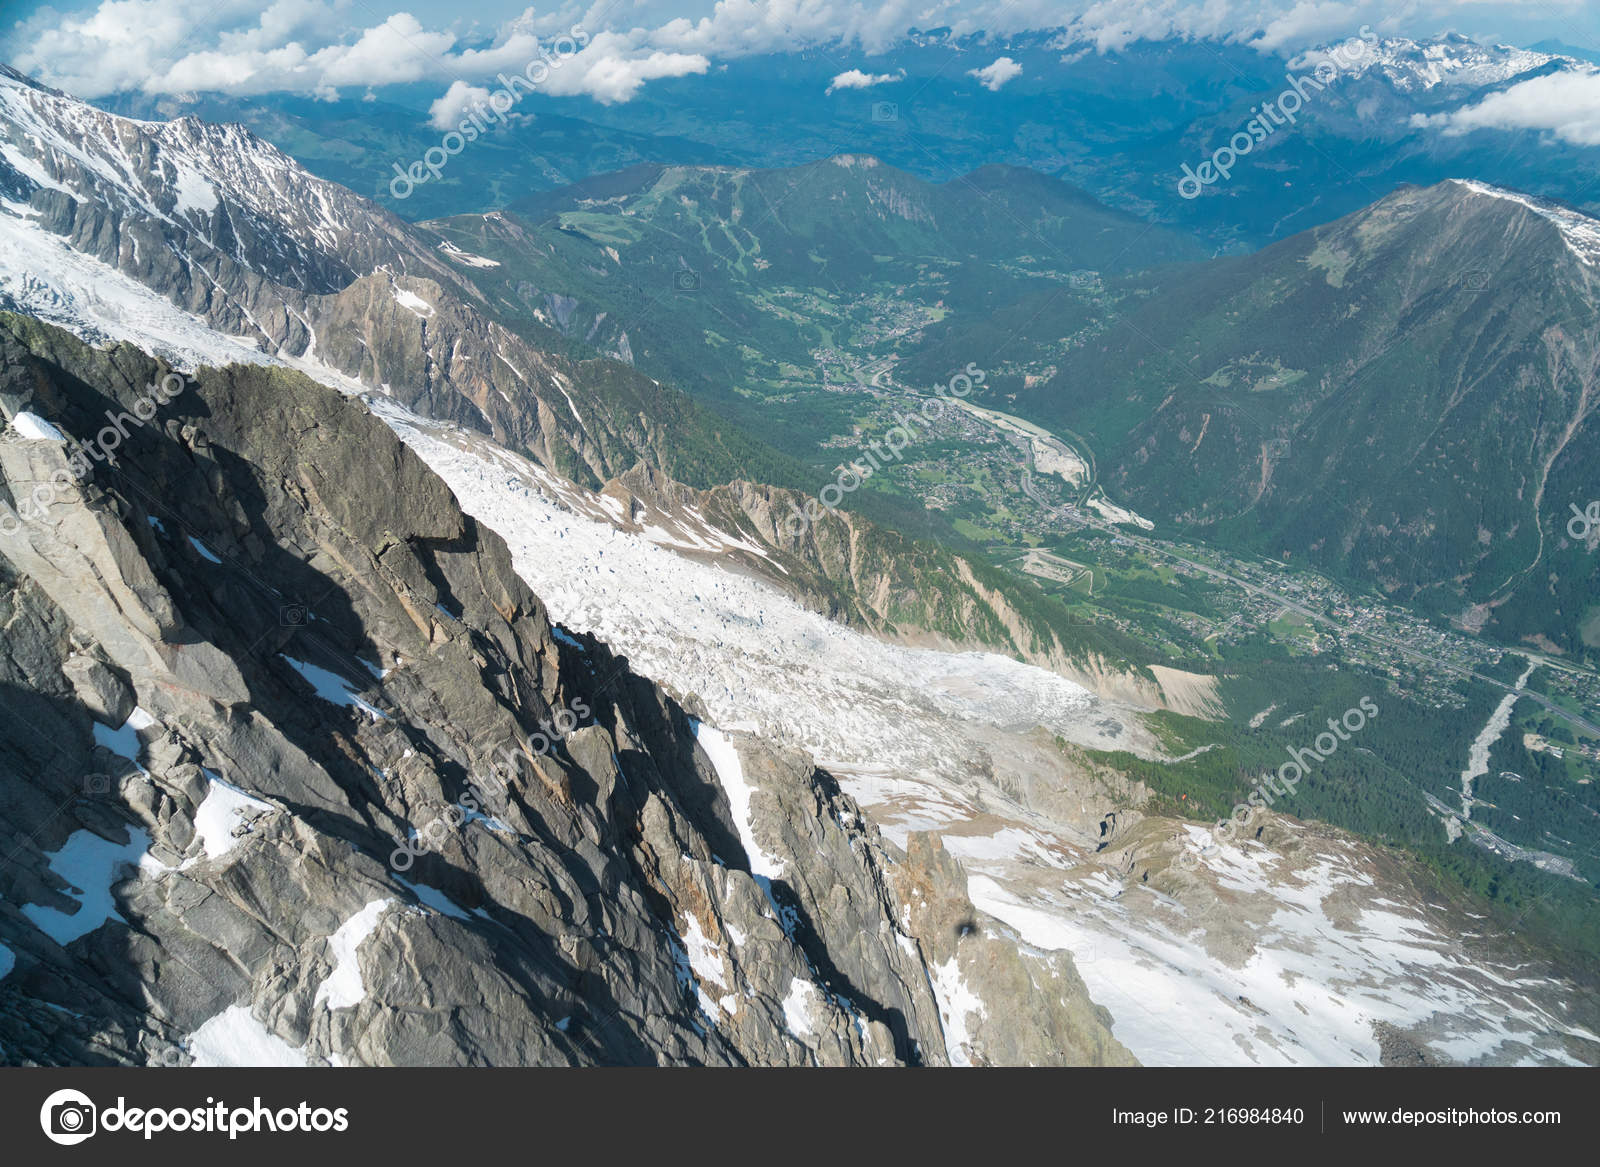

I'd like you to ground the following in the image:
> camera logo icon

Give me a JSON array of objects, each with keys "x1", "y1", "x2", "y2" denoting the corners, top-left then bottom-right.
[
  {"x1": 40, "y1": 1088, "x2": 97, "y2": 1145},
  {"x1": 871, "y1": 101, "x2": 899, "y2": 123},
  {"x1": 673, "y1": 269, "x2": 700, "y2": 292},
  {"x1": 279, "y1": 603, "x2": 308, "y2": 627}
]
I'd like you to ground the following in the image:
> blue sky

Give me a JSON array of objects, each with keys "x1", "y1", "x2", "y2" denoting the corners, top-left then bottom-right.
[{"x1": 5, "y1": 1, "x2": 1600, "y2": 106}]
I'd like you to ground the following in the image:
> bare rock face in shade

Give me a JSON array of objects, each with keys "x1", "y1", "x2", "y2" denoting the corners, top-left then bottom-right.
[{"x1": 0, "y1": 316, "x2": 1130, "y2": 1067}]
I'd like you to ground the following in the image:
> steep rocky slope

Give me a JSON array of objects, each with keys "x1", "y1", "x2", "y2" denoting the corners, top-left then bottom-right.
[
  {"x1": 0, "y1": 65, "x2": 779, "y2": 494},
  {"x1": 1020, "y1": 179, "x2": 1600, "y2": 649},
  {"x1": 0, "y1": 314, "x2": 1130, "y2": 1066}
]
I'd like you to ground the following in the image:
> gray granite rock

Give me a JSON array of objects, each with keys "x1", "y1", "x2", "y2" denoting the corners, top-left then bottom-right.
[{"x1": 0, "y1": 314, "x2": 1128, "y2": 1067}]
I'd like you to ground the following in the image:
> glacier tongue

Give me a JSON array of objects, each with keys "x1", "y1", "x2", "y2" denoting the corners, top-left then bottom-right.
[
  {"x1": 0, "y1": 209, "x2": 274, "y2": 372},
  {"x1": 368, "y1": 395, "x2": 1137, "y2": 787}
]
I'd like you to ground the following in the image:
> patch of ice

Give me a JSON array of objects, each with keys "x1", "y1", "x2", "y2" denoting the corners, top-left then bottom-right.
[
  {"x1": 92, "y1": 706, "x2": 157, "y2": 767},
  {"x1": 393, "y1": 286, "x2": 434, "y2": 317},
  {"x1": 22, "y1": 826, "x2": 158, "y2": 945},
  {"x1": 783, "y1": 977, "x2": 818, "y2": 1036},
  {"x1": 170, "y1": 162, "x2": 218, "y2": 215},
  {"x1": 393, "y1": 876, "x2": 470, "y2": 920},
  {"x1": 436, "y1": 239, "x2": 500, "y2": 268},
  {"x1": 314, "y1": 899, "x2": 393, "y2": 1009},
  {"x1": 279, "y1": 656, "x2": 387, "y2": 721},
  {"x1": 187, "y1": 535, "x2": 222, "y2": 564},
  {"x1": 680, "y1": 913, "x2": 727, "y2": 993},
  {"x1": 188, "y1": 1005, "x2": 308, "y2": 1067},
  {"x1": 188, "y1": 774, "x2": 272, "y2": 862},
  {"x1": 928, "y1": 956, "x2": 984, "y2": 1066},
  {"x1": 692, "y1": 721, "x2": 785, "y2": 878},
  {"x1": 10, "y1": 411, "x2": 65, "y2": 441}
]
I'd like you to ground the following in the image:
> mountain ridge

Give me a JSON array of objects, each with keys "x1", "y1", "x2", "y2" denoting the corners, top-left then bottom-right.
[{"x1": 1012, "y1": 177, "x2": 1600, "y2": 651}]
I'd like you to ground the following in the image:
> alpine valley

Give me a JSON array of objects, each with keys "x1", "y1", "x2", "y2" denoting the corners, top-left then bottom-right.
[{"x1": 1, "y1": 13, "x2": 1599, "y2": 1074}]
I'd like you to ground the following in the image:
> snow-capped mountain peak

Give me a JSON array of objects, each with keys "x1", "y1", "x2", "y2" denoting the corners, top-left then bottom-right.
[
  {"x1": 0, "y1": 65, "x2": 456, "y2": 294},
  {"x1": 1450, "y1": 178, "x2": 1600, "y2": 266},
  {"x1": 1297, "y1": 34, "x2": 1571, "y2": 93}
]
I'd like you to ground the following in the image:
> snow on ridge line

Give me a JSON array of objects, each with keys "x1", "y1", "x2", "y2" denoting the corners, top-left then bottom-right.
[
  {"x1": 1449, "y1": 179, "x2": 1600, "y2": 266},
  {"x1": 0, "y1": 75, "x2": 368, "y2": 266},
  {"x1": 1314, "y1": 37, "x2": 1566, "y2": 93}
]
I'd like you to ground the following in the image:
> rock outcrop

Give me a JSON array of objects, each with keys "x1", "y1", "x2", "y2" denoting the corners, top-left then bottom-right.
[{"x1": 0, "y1": 315, "x2": 1129, "y2": 1066}]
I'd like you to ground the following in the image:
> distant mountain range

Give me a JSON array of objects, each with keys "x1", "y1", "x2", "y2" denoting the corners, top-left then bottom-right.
[{"x1": 87, "y1": 32, "x2": 1600, "y2": 253}]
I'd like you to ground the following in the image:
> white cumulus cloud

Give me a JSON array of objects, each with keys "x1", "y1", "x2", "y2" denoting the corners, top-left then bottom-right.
[
  {"x1": 1411, "y1": 69, "x2": 1600, "y2": 146},
  {"x1": 825, "y1": 68, "x2": 904, "y2": 94},
  {"x1": 968, "y1": 56, "x2": 1023, "y2": 91},
  {"x1": 546, "y1": 43, "x2": 711, "y2": 105},
  {"x1": 428, "y1": 81, "x2": 495, "y2": 131},
  {"x1": 652, "y1": 0, "x2": 921, "y2": 57},
  {"x1": 1, "y1": 0, "x2": 1584, "y2": 107},
  {"x1": 1, "y1": 0, "x2": 705, "y2": 104}
]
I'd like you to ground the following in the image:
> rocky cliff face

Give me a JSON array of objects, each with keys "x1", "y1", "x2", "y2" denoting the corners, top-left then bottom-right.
[{"x1": 0, "y1": 314, "x2": 1130, "y2": 1067}]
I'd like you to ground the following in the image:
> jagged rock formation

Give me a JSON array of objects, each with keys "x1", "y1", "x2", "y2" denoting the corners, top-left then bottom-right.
[{"x1": 0, "y1": 315, "x2": 1130, "y2": 1066}]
